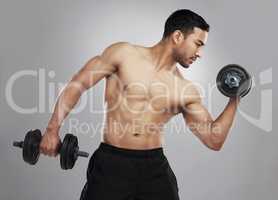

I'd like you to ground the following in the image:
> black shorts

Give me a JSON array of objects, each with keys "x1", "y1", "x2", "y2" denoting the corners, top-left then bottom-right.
[{"x1": 80, "y1": 142, "x2": 180, "y2": 200}]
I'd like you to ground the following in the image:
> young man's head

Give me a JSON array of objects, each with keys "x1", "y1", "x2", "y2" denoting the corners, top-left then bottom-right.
[{"x1": 163, "y1": 9, "x2": 210, "y2": 68}]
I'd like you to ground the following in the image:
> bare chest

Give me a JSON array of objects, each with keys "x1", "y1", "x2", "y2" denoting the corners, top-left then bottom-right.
[{"x1": 106, "y1": 61, "x2": 185, "y2": 114}]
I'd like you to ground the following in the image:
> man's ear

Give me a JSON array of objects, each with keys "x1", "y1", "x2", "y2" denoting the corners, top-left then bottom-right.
[{"x1": 172, "y1": 30, "x2": 184, "y2": 45}]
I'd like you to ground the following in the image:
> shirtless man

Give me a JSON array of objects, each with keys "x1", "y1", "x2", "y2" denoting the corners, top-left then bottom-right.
[{"x1": 40, "y1": 9, "x2": 239, "y2": 200}]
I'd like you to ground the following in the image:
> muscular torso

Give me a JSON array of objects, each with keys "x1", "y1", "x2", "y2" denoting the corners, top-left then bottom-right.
[{"x1": 102, "y1": 45, "x2": 195, "y2": 149}]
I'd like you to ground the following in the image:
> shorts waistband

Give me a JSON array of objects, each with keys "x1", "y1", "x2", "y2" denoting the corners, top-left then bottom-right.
[{"x1": 97, "y1": 142, "x2": 164, "y2": 158}]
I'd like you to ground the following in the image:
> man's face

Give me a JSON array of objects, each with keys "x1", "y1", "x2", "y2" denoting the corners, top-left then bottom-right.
[{"x1": 173, "y1": 27, "x2": 208, "y2": 68}]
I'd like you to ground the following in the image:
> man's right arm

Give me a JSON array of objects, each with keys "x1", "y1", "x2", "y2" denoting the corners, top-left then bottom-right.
[
  {"x1": 47, "y1": 42, "x2": 128, "y2": 131},
  {"x1": 40, "y1": 42, "x2": 129, "y2": 156}
]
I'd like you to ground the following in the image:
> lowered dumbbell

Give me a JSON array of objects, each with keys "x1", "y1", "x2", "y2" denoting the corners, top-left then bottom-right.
[
  {"x1": 216, "y1": 64, "x2": 252, "y2": 97},
  {"x1": 13, "y1": 129, "x2": 89, "y2": 170}
]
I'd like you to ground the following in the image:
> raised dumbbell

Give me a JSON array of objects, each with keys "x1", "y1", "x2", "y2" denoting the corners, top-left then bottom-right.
[
  {"x1": 13, "y1": 129, "x2": 89, "y2": 170},
  {"x1": 216, "y1": 64, "x2": 252, "y2": 97}
]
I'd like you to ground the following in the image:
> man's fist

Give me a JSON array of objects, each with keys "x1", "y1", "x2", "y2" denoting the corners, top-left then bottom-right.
[{"x1": 39, "y1": 128, "x2": 61, "y2": 157}]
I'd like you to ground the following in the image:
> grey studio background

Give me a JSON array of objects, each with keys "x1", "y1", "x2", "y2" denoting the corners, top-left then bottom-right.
[{"x1": 0, "y1": 0, "x2": 277, "y2": 200}]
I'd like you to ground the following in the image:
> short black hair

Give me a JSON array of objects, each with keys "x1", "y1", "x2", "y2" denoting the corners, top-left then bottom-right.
[{"x1": 163, "y1": 9, "x2": 210, "y2": 39}]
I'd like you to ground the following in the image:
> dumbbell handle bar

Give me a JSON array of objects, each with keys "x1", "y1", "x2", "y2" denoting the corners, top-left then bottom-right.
[{"x1": 13, "y1": 141, "x2": 89, "y2": 158}]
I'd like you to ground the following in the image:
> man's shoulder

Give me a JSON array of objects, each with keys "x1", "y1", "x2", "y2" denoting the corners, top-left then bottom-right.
[
  {"x1": 175, "y1": 71, "x2": 201, "y2": 104},
  {"x1": 105, "y1": 42, "x2": 135, "y2": 53},
  {"x1": 174, "y1": 69, "x2": 192, "y2": 85},
  {"x1": 100, "y1": 42, "x2": 136, "y2": 65}
]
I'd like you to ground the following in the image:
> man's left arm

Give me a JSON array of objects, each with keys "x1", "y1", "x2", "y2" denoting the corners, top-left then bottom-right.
[{"x1": 182, "y1": 96, "x2": 240, "y2": 151}]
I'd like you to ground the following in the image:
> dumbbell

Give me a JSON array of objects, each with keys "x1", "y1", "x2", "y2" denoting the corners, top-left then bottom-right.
[
  {"x1": 13, "y1": 129, "x2": 89, "y2": 170},
  {"x1": 216, "y1": 64, "x2": 252, "y2": 97}
]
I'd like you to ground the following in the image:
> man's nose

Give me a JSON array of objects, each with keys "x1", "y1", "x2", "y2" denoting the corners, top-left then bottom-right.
[{"x1": 196, "y1": 49, "x2": 203, "y2": 58}]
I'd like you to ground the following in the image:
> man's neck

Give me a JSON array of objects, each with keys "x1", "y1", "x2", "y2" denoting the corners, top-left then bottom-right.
[{"x1": 148, "y1": 40, "x2": 177, "y2": 72}]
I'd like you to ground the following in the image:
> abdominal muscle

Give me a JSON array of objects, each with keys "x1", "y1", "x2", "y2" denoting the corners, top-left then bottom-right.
[
  {"x1": 101, "y1": 101, "x2": 168, "y2": 150},
  {"x1": 101, "y1": 72, "x2": 178, "y2": 150},
  {"x1": 103, "y1": 129, "x2": 163, "y2": 150},
  {"x1": 102, "y1": 116, "x2": 165, "y2": 150}
]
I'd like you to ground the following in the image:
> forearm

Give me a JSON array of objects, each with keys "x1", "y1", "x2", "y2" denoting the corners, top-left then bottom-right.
[
  {"x1": 210, "y1": 97, "x2": 240, "y2": 147},
  {"x1": 47, "y1": 81, "x2": 85, "y2": 133}
]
